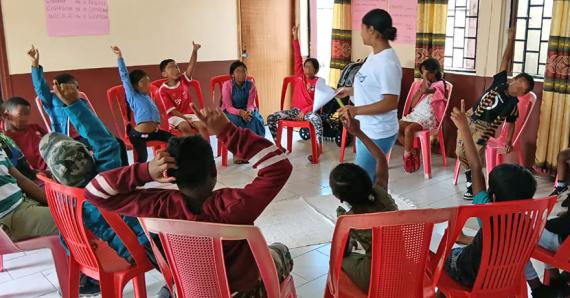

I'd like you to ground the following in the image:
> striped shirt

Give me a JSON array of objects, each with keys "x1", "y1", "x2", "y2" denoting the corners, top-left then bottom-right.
[{"x1": 0, "y1": 148, "x2": 24, "y2": 218}]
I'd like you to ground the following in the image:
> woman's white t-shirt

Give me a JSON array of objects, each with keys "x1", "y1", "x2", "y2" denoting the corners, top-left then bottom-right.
[{"x1": 353, "y1": 48, "x2": 402, "y2": 139}]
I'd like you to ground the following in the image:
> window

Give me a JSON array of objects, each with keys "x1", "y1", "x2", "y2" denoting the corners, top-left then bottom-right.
[
  {"x1": 513, "y1": 0, "x2": 552, "y2": 78},
  {"x1": 315, "y1": 0, "x2": 334, "y2": 82},
  {"x1": 444, "y1": 0, "x2": 480, "y2": 72}
]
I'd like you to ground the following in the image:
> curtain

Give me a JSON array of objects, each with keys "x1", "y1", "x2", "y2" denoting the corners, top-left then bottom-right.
[
  {"x1": 415, "y1": 0, "x2": 448, "y2": 77},
  {"x1": 535, "y1": 0, "x2": 570, "y2": 173},
  {"x1": 329, "y1": 0, "x2": 352, "y2": 86}
]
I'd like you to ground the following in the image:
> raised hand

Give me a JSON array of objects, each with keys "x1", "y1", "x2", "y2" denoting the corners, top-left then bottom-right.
[
  {"x1": 148, "y1": 150, "x2": 177, "y2": 183},
  {"x1": 110, "y1": 46, "x2": 122, "y2": 58},
  {"x1": 51, "y1": 79, "x2": 79, "y2": 106},
  {"x1": 27, "y1": 45, "x2": 40, "y2": 67},
  {"x1": 292, "y1": 26, "x2": 299, "y2": 40},
  {"x1": 450, "y1": 99, "x2": 469, "y2": 131},
  {"x1": 190, "y1": 104, "x2": 230, "y2": 135},
  {"x1": 192, "y1": 41, "x2": 201, "y2": 51}
]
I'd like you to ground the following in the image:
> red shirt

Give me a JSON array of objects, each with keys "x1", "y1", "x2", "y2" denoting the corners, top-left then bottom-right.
[
  {"x1": 5, "y1": 124, "x2": 47, "y2": 171},
  {"x1": 292, "y1": 39, "x2": 319, "y2": 113},
  {"x1": 85, "y1": 123, "x2": 292, "y2": 292},
  {"x1": 157, "y1": 73, "x2": 194, "y2": 115}
]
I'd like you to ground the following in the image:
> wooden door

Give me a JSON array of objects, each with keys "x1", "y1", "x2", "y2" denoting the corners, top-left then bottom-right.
[{"x1": 238, "y1": 0, "x2": 294, "y2": 117}]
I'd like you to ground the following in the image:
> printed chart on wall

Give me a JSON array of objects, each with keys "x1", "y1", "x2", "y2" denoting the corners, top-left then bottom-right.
[
  {"x1": 352, "y1": 0, "x2": 417, "y2": 44},
  {"x1": 44, "y1": 0, "x2": 109, "y2": 37}
]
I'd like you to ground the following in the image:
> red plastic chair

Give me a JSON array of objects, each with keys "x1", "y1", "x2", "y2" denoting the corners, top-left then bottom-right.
[
  {"x1": 38, "y1": 174, "x2": 153, "y2": 297},
  {"x1": 430, "y1": 196, "x2": 556, "y2": 298},
  {"x1": 210, "y1": 74, "x2": 259, "y2": 167},
  {"x1": 0, "y1": 228, "x2": 69, "y2": 297},
  {"x1": 400, "y1": 81, "x2": 454, "y2": 179},
  {"x1": 339, "y1": 123, "x2": 357, "y2": 163},
  {"x1": 139, "y1": 217, "x2": 297, "y2": 298},
  {"x1": 35, "y1": 91, "x2": 95, "y2": 135},
  {"x1": 453, "y1": 92, "x2": 537, "y2": 185},
  {"x1": 325, "y1": 208, "x2": 457, "y2": 298},
  {"x1": 276, "y1": 76, "x2": 321, "y2": 164},
  {"x1": 106, "y1": 85, "x2": 166, "y2": 163}
]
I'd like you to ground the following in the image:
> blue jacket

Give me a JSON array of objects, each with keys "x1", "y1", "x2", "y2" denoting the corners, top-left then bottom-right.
[
  {"x1": 32, "y1": 66, "x2": 71, "y2": 135},
  {"x1": 117, "y1": 58, "x2": 161, "y2": 124},
  {"x1": 65, "y1": 100, "x2": 149, "y2": 260}
]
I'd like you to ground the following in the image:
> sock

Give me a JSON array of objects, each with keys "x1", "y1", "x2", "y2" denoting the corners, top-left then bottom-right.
[
  {"x1": 465, "y1": 170, "x2": 472, "y2": 182},
  {"x1": 556, "y1": 181, "x2": 567, "y2": 190}
]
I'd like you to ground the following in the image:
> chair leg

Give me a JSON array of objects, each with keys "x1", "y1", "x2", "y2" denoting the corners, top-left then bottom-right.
[
  {"x1": 419, "y1": 134, "x2": 432, "y2": 179},
  {"x1": 352, "y1": 136, "x2": 356, "y2": 153},
  {"x1": 309, "y1": 127, "x2": 319, "y2": 164},
  {"x1": 217, "y1": 139, "x2": 222, "y2": 157},
  {"x1": 276, "y1": 122, "x2": 284, "y2": 151},
  {"x1": 340, "y1": 127, "x2": 347, "y2": 162},
  {"x1": 46, "y1": 237, "x2": 69, "y2": 298},
  {"x1": 68, "y1": 258, "x2": 80, "y2": 298},
  {"x1": 221, "y1": 142, "x2": 228, "y2": 167},
  {"x1": 132, "y1": 274, "x2": 148, "y2": 298},
  {"x1": 99, "y1": 274, "x2": 118, "y2": 298},
  {"x1": 453, "y1": 158, "x2": 461, "y2": 185},
  {"x1": 439, "y1": 131, "x2": 447, "y2": 167},
  {"x1": 0, "y1": 254, "x2": 3, "y2": 272},
  {"x1": 287, "y1": 127, "x2": 293, "y2": 153}
]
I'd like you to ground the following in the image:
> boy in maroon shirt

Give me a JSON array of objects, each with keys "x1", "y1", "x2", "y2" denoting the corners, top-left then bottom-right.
[
  {"x1": 84, "y1": 106, "x2": 293, "y2": 295},
  {"x1": 3, "y1": 97, "x2": 48, "y2": 171}
]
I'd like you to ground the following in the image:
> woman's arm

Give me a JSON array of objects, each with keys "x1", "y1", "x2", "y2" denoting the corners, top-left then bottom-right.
[
  {"x1": 221, "y1": 81, "x2": 241, "y2": 115},
  {"x1": 246, "y1": 82, "x2": 257, "y2": 112}
]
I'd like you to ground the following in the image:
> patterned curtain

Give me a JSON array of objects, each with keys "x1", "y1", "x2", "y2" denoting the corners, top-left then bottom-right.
[
  {"x1": 535, "y1": 0, "x2": 570, "y2": 172},
  {"x1": 329, "y1": 0, "x2": 352, "y2": 86},
  {"x1": 415, "y1": 0, "x2": 449, "y2": 77}
]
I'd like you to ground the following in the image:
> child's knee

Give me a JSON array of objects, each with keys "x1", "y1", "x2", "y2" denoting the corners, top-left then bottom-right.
[{"x1": 558, "y1": 149, "x2": 570, "y2": 162}]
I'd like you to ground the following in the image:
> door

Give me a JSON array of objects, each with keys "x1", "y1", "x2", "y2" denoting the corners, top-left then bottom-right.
[{"x1": 239, "y1": 0, "x2": 294, "y2": 117}]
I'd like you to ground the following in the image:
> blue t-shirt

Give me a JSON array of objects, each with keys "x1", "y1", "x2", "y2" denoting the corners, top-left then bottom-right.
[{"x1": 473, "y1": 191, "x2": 490, "y2": 228}]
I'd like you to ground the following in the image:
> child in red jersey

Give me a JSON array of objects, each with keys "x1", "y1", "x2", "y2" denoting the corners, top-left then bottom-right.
[{"x1": 158, "y1": 42, "x2": 209, "y2": 139}]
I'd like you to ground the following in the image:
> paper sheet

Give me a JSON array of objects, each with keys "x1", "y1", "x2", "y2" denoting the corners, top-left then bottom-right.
[
  {"x1": 313, "y1": 78, "x2": 340, "y2": 113},
  {"x1": 45, "y1": 0, "x2": 109, "y2": 37}
]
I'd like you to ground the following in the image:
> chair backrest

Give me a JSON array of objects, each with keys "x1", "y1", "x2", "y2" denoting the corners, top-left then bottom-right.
[
  {"x1": 497, "y1": 91, "x2": 537, "y2": 145},
  {"x1": 35, "y1": 91, "x2": 95, "y2": 134},
  {"x1": 436, "y1": 196, "x2": 555, "y2": 295},
  {"x1": 139, "y1": 217, "x2": 282, "y2": 298},
  {"x1": 37, "y1": 174, "x2": 150, "y2": 276},
  {"x1": 209, "y1": 74, "x2": 260, "y2": 108},
  {"x1": 328, "y1": 208, "x2": 457, "y2": 298},
  {"x1": 279, "y1": 76, "x2": 299, "y2": 111},
  {"x1": 402, "y1": 80, "x2": 454, "y2": 131},
  {"x1": 106, "y1": 85, "x2": 132, "y2": 140}
]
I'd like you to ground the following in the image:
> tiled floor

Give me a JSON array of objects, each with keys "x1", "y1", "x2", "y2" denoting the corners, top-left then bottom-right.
[{"x1": 0, "y1": 132, "x2": 556, "y2": 297}]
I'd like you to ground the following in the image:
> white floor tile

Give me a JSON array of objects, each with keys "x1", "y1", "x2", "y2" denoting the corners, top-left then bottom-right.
[
  {"x1": 0, "y1": 272, "x2": 56, "y2": 298},
  {"x1": 295, "y1": 273, "x2": 327, "y2": 298},
  {"x1": 3, "y1": 249, "x2": 56, "y2": 279},
  {"x1": 291, "y1": 249, "x2": 330, "y2": 281}
]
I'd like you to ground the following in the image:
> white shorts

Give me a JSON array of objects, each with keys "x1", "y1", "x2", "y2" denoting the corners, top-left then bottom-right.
[{"x1": 168, "y1": 114, "x2": 200, "y2": 128}]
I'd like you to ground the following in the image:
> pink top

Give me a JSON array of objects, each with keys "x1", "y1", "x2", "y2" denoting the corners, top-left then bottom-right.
[
  {"x1": 407, "y1": 80, "x2": 448, "y2": 126},
  {"x1": 292, "y1": 39, "x2": 319, "y2": 113},
  {"x1": 221, "y1": 80, "x2": 257, "y2": 115}
]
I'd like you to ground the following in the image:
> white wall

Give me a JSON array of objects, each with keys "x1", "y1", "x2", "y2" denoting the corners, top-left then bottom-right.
[{"x1": 2, "y1": 0, "x2": 239, "y2": 74}]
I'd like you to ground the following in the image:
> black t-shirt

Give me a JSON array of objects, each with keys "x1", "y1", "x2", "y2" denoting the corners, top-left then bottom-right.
[
  {"x1": 545, "y1": 212, "x2": 570, "y2": 242},
  {"x1": 471, "y1": 71, "x2": 519, "y2": 124}
]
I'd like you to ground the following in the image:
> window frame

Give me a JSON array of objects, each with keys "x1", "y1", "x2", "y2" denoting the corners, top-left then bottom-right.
[{"x1": 444, "y1": 0, "x2": 481, "y2": 73}]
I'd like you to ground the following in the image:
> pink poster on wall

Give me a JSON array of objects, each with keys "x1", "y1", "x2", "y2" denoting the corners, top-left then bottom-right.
[
  {"x1": 45, "y1": 0, "x2": 109, "y2": 37},
  {"x1": 352, "y1": 0, "x2": 417, "y2": 45}
]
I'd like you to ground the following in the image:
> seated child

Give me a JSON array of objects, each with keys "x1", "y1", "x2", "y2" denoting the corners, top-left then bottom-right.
[
  {"x1": 524, "y1": 200, "x2": 570, "y2": 296},
  {"x1": 445, "y1": 101, "x2": 544, "y2": 294},
  {"x1": 221, "y1": 61, "x2": 265, "y2": 163},
  {"x1": 0, "y1": 146, "x2": 56, "y2": 242},
  {"x1": 398, "y1": 58, "x2": 448, "y2": 173},
  {"x1": 0, "y1": 107, "x2": 37, "y2": 182},
  {"x1": 267, "y1": 26, "x2": 323, "y2": 161},
  {"x1": 550, "y1": 148, "x2": 570, "y2": 199},
  {"x1": 330, "y1": 111, "x2": 398, "y2": 293},
  {"x1": 39, "y1": 80, "x2": 157, "y2": 295},
  {"x1": 157, "y1": 42, "x2": 208, "y2": 139},
  {"x1": 28, "y1": 45, "x2": 129, "y2": 166},
  {"x1": 455, "y1": 28, "x2": 535, "y2": 200},
  {"x1": 84, "y1": 106, "x2": 293, "y2": 296},
  {"x1": 3, "y1": 97, "x2": 48, "y2": 171},
  {"x1": 111, "y1": 46, "x2": 174, "y2": 163}
]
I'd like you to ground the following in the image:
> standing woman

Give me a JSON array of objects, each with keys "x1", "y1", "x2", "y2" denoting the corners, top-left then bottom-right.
[{"x1": 338, "y1": 9, "x2": 402, "y2": 182}]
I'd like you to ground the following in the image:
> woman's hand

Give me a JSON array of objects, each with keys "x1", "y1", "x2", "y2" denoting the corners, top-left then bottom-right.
[
  {"x1": 336, "y1": 87, "x2": 353, "y2": 98},
  {"x1": 239, "y1": 110, "x2": 252, "y2": 122},
  {"x1": 297, "y1": 111, "x2": 305, "y2": 120}
]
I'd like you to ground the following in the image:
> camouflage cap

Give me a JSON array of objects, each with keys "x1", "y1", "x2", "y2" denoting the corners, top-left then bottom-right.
[{"x1": 39, "y1": 133, "x2": 96, "y2": 187}]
